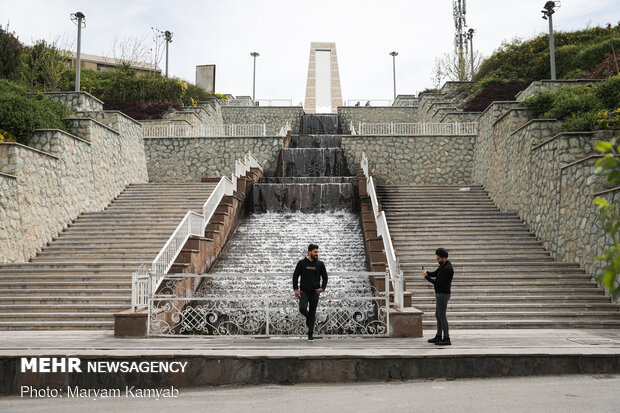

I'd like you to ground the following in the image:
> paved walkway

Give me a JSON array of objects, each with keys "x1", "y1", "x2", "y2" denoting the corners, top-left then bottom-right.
[{"x1": 1, "y1": 329, "x2": 619, "y2": 357}]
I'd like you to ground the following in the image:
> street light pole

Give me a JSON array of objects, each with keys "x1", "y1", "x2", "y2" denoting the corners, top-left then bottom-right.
[
  {"x1": 542, "y1": 1, "x2": 559, "y2": 80},
  {"x1": 389, "y1": 51, "x2": 398, "y2": 101},
  {"x1": 467, "y1": 28, "x2": 475, "y2": 80},
  {"x1": 164, "y1": 31, "x2": 173, "y2": 77},
  {"x1": 70, "y1": 12, "x2": 85, "y2": 92},
  {"x1": 250, "y1": 52, "x2": 259, "y2": 102}
]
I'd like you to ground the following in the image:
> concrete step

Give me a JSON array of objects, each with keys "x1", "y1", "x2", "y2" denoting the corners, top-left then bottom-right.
[
  {"x1": 0, "y1": 320, "x2": 115, "y2": 330},
  {"x1": 0, "y1": 304, "x2": 128, "y2": 313},
  {"x1": 0, "y1": 296, "x2": 130, "y2": 304},
  {"x1": 0, "y1": 288, "x2": 131, "y2": 297},
  {"x1": 0, "y1": 261, "x2": 142, "y2": 269},
  {"x1": 29, "y1": 256, "x2": 155, "y2": 262},
  {"x1": 0, "y1": 312, "x2": 116, "y2": 321},
  {"x1": 420, "y1": 319, "x2": 620, "y2": 329},
  {"x1": 419, "y1": 310, "x2": 620, "y2": 320},
  {"x1": 411, "y1": 295, "x2": 612, "y2": 303},
  {"x1": 0, "y1": 281, "x2": 131, "y2": 289},
  {"x1": 413, "y1": 302, "x2": 619, "y2": 311}
]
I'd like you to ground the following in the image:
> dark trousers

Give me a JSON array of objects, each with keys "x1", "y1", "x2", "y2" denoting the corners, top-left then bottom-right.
[
  {"x1": 299, "y1": 291, "x2": 320, "y2": 334},
  {"x1": 435, "y1": 293, "x2": 450, "y2": 339}
]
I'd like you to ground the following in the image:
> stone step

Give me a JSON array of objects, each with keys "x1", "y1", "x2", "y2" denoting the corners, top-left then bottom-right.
[
  {"x1": 0, "y1": 281, "x2": 131, "y2": 289},
  {"x1": 0, "y1": 288, "x2": 131, "y2": 297},
  {"x1": 57, "y1": 229, "x2": 175, "y2": 236},
  {"x1": 0, "y1": 268, "x2": 133, "y2": 275},
  {"x1": 420, "y1": 319, "x2": 620, "y2": 329},
  {"x1": 409, "y1": 287, "x2": 606, "y2": 296},
  {"x1": 400, "y1": 261, "x2": 578, "y2": 268},
  {"x1": 0, "y1": 313, "x2": 115, "y2": 321},
  {"x1": 0, "y1": 274, "x2": 130, "y2": 281},
  {"x1": 0, "y1": 261, "x2": 142, "y2": 269},
  {"x1": 0, "y1": 304, "x2": 128, "y2": 313},
  {"x1": 411, "y1": 295, "x2": 611, "y2": 303},
  {"x1": 44, "y1": 241, "x2": 165, "y2": 249},
  {"x1": 413, "y1": 302, "x2": 619, "y2": 311},
  {"x1": 49, "y1": 235, "x2": 169, "y2": 243},
  {"x1": 38, "y1": 246, "x2": 161, "y2": 254},
  {"x1": 29, "y1": 256, "x2": 155, "y2": 262},
  {"x1": 0, "y1": 296, "x2": 130, "y2": 304},
  {"x1": 0, "y1": 320, "x2": 115, "y2": 330},
  {"x1": 419, "y1": 311, "x2": 619, "y2": 320},
  {"x1": 406, "y1": 278, "x2": 596, "y2": 286}
]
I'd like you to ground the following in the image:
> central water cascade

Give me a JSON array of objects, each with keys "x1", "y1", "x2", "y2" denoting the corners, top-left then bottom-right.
[{"x1": 179, "y1": 115, "x2": 386, "y2": 336}]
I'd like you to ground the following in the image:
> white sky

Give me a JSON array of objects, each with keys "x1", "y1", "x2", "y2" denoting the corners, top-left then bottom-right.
[{"x1": 1, "y1": 0, "x2": 619, "y2": 103}]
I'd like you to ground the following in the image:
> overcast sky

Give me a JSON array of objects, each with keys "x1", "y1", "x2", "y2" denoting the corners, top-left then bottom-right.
[{"x1": 2, "y1": 0, "x2": 619, "y2": 103}]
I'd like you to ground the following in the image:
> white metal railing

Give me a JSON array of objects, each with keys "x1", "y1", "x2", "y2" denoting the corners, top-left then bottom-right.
[
  {"x1": 277, "y1": 121, "x2": 292, "y2": 137},
  {"x1": 345, "y1": 99, "x2": 394, "y2": 107},
  {"x1": 358, "y1": 122, "x2": 478, "y2": 136},
  {"x1": 361, "y1": 152, "x2": 404, "y2": 309},
  {"x1": 131, "y1": 152, "x2": 264, "y2": 308},
  {"x1": 255, "y1": 99, "x2": 300, "y2": 107},
  {"x1": 143, "y1": 124, "x2": 267, "y2": 138}
]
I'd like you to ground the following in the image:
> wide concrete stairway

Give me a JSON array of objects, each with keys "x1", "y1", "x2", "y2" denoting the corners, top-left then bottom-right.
[
  {"x1": 0, "y1": 183, "x2": 217, "y2": 330},
  {"x1": 377, "y1": 185, "x2": 620, "y2": 329}
]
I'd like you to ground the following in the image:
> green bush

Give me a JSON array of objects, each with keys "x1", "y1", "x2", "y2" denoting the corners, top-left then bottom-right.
[
  {"x1": 520, "y1": 76, "x2": 620, "y2": 131},
  {"x1": 0, "y1": 79, "x2": 69, "y2": 144},
  {"x1": 60, "y1": 69, "x2": 218, "y2": 106},
  {"x1": 475, "y1": 25, "x2": 620, "y2": 85}
]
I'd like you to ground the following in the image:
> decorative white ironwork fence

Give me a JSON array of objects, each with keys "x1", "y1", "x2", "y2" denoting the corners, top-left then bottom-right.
[
  {"x1": 358, "y1": 122, "x2": 477, "y2": 136},
  {"x1": 361, "y1": 153, "x2": 405, "y2": 308},
  {"x1": 143, "y1": 124, "x2": 267, "y2": 137},
  {"x1": 146, "y1": 272, "x2": 390, "y2": 337}
]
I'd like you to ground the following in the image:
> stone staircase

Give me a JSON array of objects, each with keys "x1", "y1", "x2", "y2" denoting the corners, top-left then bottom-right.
[
  {"x1": 377, "y1": 184, "x2": 620, "y2": 329},
  {"x1": 0, "y1": 183, "x2": 217, "y2": 330}
]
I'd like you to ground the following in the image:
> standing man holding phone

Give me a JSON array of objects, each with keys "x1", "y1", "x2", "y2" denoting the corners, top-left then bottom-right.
[
  {"x1": 293, "y1": 243, "x2": 328, "y2": 341},
  {"x1": 422, "y1": 247, "x2": 454, "y2": 346}
]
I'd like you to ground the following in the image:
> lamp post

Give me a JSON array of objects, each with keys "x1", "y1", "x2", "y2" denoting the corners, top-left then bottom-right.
[
  {"x1": 541, "y1": 1, "x2": 560, "y2": 80},
  {"x1": 389, "y1": 51, "x2": 398, "y2": 101},
  {"x1": 164, "y1": 31, "x2": 173, "y2": 77},
  {"x1": 70, "y1": 12, "x2": 85, "y2": 92},
  {"x1": 467, "y1": 28, "x2": 475, "y2": 80},
  {"x1": 250, "y1": 52, "x2": 259, "y2": 102}
]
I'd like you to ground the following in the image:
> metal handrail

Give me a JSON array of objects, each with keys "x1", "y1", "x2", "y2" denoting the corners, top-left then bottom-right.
[
  {"x1": 143, "y1": 124, "x2": 267, "y2": 138},
  {"x1": 358, "y1": 122, "x2": 477, "y2": 136},
  {"x1": 361, "y1": 152, "x2": 404, "y2": 308},
  {"x1": 133, "y1": 152, "x2": 264, "y2": 306}
]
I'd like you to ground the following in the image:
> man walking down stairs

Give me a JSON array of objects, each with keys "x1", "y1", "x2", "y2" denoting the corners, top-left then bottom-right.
[
  {"x1": 377, "y1": 185, "x2": 620, "y2": 330},
  {"x1": 0, "y1": 183, "x2": 217, "y2": 330}
]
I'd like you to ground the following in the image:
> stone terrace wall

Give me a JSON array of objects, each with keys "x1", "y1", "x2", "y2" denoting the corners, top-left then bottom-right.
[
  {"x1": 0, "y1": 115, "x2": 148, "y2": 263},
  {"x1": 42, "y1": 91, "x2": 104, "y2": 112},
  {"x1": 221, "y1": 106, "x2": 304, "y2": 135},
  {"x1": 515, "y1": 79, "x2": 600, "y2": 102},
  {"x1": 144, "y1": 136, "x2": 282, "y2": 182},
  {"x1": 338, "y1": 107, "x2": 419, "y2": 134},
  {"x1": 471, "y1": 97, "x2": 616, "y2": 282},
  {"x1": 341, "y1": 135, "x2": 475, "y2": 185}
]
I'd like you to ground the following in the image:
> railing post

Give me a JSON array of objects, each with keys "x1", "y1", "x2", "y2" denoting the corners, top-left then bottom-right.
[{"x1": 263, "y1": 123, "x2": 266, "y2": 136}]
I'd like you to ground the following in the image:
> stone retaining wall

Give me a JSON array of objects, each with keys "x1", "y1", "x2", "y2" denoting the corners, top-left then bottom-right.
[
  {"x1": 42, "y1": 91, "x2": 104, "y2": 112},
  {"x1": 144, "y1": 137, "x2": 283, "y2": 182},
  {"x1": 0, "y1": 117, "x2": 148, "y2": 263},
  {"x1": 341, "y1": 135, "x2": 475, "y2": 185},
  {"x1": 472, "y1": 98, "x2": 617, "y2": 284}
]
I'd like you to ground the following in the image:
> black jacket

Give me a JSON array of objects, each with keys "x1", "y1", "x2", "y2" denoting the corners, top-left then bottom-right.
[
  {"x1": 424, "y1": 260, "x2": 454, "y2": 294},
  {"x1": 293, "y1": 257, "x2": 328, "y2": 293}
]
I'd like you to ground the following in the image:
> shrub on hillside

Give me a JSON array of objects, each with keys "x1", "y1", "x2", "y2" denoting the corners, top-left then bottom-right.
[
  {"x1": 463, "y1": 81, "x2": 529, "y2": 112},
  {"x1": 60, "y1": 69, "x2": 219, "y2": 107},
  {"x1": 102, "y1": 99, "x2": 181, "y2": 120},
  {"x1": 0, "y1": 79, "x2": 70, "y2": 144},
  {"x1": 520, "y1": 76, "x2": 620, "y2": 131}
]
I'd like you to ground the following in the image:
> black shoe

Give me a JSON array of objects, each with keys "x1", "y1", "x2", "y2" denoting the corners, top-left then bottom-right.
[
  {"x1": 435, "y1": 338, "x2": 451, "y2": 346},
  {"x1": 427, "y1": 335, "x2": 442, "y2": 343},
  {"x1": 308, "y1": 333, "x2": 314, "y2": 341}
]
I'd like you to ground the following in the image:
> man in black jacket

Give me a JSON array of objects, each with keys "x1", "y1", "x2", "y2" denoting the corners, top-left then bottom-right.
[
  {"x1": 422, "y1": 247, "x2": 454, "y2": 346},
  {"x1": 293, "y1": 243, "x2": 328, "y2": 341}
]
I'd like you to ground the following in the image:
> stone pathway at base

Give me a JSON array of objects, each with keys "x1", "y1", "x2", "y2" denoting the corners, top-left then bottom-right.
[{"x1": 0, "y1": 329, "x2": 619, "y2": 357}]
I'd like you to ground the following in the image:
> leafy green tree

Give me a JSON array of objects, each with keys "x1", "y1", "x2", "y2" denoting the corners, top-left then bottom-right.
[{"x1": 0, "y1": 24, "x2": 22, "y2": 81}]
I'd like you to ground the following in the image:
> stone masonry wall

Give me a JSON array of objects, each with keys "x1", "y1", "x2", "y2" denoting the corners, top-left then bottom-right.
[
  {"x1": 338, "y1": 107, "x2": 419, "y2": 134},
  {"x1": 471, "y1": 97, "x2": 616, "y2": 284},
  {"x1": 341, "y1": 135, "x2": 475, "y2": 185},
  {"x1": 221, "y1": 107, "x2": 304, "y2": 135},
  {"x1": 144, "y1": 137, "x2": 283, "y2": 182},
  {"x1": 0, "y1": 113, "x2": 148, "y2": 263},
  {"x1": 42, "y1": 91, "x2": 104, "y2": 112}
]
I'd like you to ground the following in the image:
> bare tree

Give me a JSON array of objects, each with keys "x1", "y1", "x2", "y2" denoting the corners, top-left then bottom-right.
[
  {"x1": 431, "y1": 49, "x2": 483, "y2": 87},
  {"x1": 110, "y1": 34, "x2": 151, "y2": 72}
]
